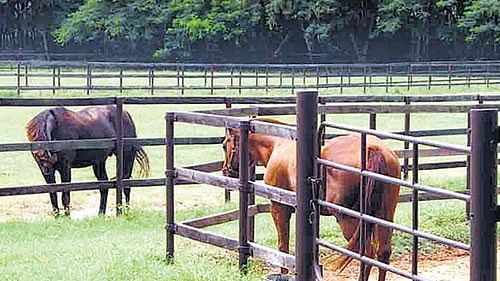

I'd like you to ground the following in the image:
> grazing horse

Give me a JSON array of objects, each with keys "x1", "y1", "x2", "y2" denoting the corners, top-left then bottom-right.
[
  {"x1": 26, "y1": 105, "x2": 150, "y2": 216},
  {"x1": 222, "y1": 117, "x2": 400, "y2": 281}
]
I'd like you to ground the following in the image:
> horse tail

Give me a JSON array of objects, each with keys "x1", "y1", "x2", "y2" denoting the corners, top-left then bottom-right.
[
  {"x1": 134, "y1": 146, "x2": 151, "y2": 178},
  {"x1": 333, "y1": 149, "x2": 388, "y2": 273}
]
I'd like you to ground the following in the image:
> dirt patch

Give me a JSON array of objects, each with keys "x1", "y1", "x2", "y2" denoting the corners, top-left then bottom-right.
[{"x1": 318, "y1": 246, "x2": 497, "y2": 281}]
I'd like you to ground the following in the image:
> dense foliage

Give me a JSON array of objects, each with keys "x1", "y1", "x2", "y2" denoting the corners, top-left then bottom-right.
[{"x1": 1, "y1": 0, "x2": 499, "y2": 62}]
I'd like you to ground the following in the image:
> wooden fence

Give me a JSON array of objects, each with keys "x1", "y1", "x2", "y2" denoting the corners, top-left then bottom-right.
[
  {"x1": 0, "y1": 94, "x2": 499, "y2": 205},
  {"x1": 1, "y1": 60, "x2": 500, "y2": 95},
  {"x1": 164, "y1": 93, "x2": 499, "y2": 281}
]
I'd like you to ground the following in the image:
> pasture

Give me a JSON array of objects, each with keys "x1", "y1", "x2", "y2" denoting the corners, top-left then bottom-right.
[{"x1": 0, "y1": 73, "x2": 498, "y2": 280}]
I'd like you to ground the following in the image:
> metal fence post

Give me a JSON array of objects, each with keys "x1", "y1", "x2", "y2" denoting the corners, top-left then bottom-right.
[
  {"x1": 165, "y1": 112, "x2": 176, "y2": 261},
  {"x1": 238, "y1": 120, "x2": 251, "y2": 273},
  {"x1": 296, "y1": 90, "x2": 318, "y2": 281},
  {"x1": 115, "y1": 97, "x2": 124, "y2": 216},
  {"x1": 470, "y1": 108, "x2": 497, "y2": 281}
]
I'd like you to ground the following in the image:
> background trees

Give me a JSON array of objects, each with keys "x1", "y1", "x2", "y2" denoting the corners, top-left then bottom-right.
[{"x1": 1, "y1": 0, "x2": 499, "y2": 62}]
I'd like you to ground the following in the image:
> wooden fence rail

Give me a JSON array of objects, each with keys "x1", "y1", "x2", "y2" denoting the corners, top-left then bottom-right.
[{"x1": 1, "y1": 60, "x2": 500, "y2": 95}]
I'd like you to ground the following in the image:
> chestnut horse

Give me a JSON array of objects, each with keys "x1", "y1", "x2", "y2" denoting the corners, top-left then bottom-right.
[
  {"x1": 26, "y1": 105, "x2": 150, "y2": 216},
  {"x1": 222, "y1": 117, "x2": 400, "y2": 281}
]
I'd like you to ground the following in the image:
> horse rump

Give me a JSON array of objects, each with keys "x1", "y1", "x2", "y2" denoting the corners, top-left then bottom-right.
[{"x1": 331, "y1": 149, "x2": 388, "y2": 272}]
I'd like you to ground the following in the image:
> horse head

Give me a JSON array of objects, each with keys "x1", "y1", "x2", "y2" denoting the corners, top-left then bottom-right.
[
  {"x1": 222, "y1": 128, "x2": 240, "y2": 178},
  {"x1": 26, "y1": 109, "x2": 59, "y2": 176}
]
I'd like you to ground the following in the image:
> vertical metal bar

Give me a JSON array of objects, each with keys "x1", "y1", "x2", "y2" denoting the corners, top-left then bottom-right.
[
  {"x1": 181, "y1": 66, "x2": 185, "y2": 95},
  {"x1": 340, "y1": 68, "x2": 344, "y2": 94},
  {"x1": 248, "y1": 165, "x2": 256, "y2": 242},
  {"x1": 291, "y1": 68, "x2": 295, "y2": 94},
  {"x1": 119, "y1": 69, "x2": 123, "y2": 93},
  {"x1": 448, "y1": 64, "x2": 452, "y2": 89},
  {"x1": 403, "y1": 97, "x2": 411, "y2": 180},
  {"x1": 238, "y1": 67, "x2": 242, "y2": 95},
  {"x1": 57, "y1": 67, "x2": 61, "y2": 89},
  {"x1": 176, "y1": 66, "x2": 180, "y2": 88},
  {"x1": 24, "y1": 64, "x2": 28, "y2": 87},
  {"x1": 348, "y1": 66, "x2": 351, "y2": 86},
  {"x1": 86, "y1": 64, "x2": 91, "y2": 95},
  {"x1": 165, "y1": 112, "x2": 175, "y2": 260},
  {"x1": 238, "y1": 120, "x2": 251, "y2": 273},
  {"x1": 470, "y1": 108, "x2": 497, "y2": 281},
  {"x1": 369, "y1": 113, "x2": 376, "y2": 129},
  {"x1": 303, "y1": 68, "x2": 306, "y2": 86},
  {"x1": 296, "y1": 90, "x2": 318, "y2": 281},
  {"x1": 115, "y1": 97, "x2": 124, "y2": 216},
  {"x1": 279, "y1": 69, "x2": 283, "y2": 88},
  {"x1": 52, "y1": 67, "x2": 56, "y2": 95},
  {"x1": 265, "y1": 66, "x2": 269, "y2": 93},
  {"x1": 389, "y1": 65, "x2": 393, "y2": 88},
  {"x1": 368, "y1": 66, "x2": 372, "y2": 89},
  {"x1": 385, "y1": 66, "x2": 389, "y2": 93},
  {"x1": 316, "y1": 66, "x2": 320, "y2": 91},
  {"x1": 210, "y1": 65, "x2": 214, "y2": 95},
  {"x1": 427, "y1": 63, "x2": 431, "y2": 90},
  {"x1": 407, "y1": 65, "x2": 411, "y2": 91},
  {"x1": 16, "y1": 63, "x2": 20, "y2": 95},
  {"x1": 412, "y1": 143, "x2": 419, "y2": 276},
  {"x1": 150, "y1": 68, "x2": 155, "y2": 95},
  {"x1": 486, "y1": 64, "x2": 490, "y2": 88},
  {"x1": 467, "y1": 66, "x2": 471, "y2": 88},
  {"x1": 230, "y1": 67, "x2": 234, "y2": 89},
  {"x1": 466, "y1": 112, "x2": 471, "y2": 218},
  {"x1": 204, "y1": 67, "x2": 208, "y2": 87},
  {"x1": 359, "y1": 132, "x2": 367, "y2": 281},
  {"x1": 363, "y1": 66, "x2": 367, "y2": 94},
  {"x1": 325, "y1": 68, "x2": 329, "y2": 86},
  {"x1": 255, "y1": 68, "x2": 258, "y2": 88}
]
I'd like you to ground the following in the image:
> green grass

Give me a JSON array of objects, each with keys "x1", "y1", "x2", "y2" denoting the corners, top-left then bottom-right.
[{"x1": 0, "y1": 200, "x2": 473, "y2": 281}]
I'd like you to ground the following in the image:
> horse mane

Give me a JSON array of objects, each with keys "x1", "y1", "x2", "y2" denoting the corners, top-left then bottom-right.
[
  {"x1": 250, "y1": 117, "x2": 293, "y2": 127},
  {"x1": 26, "y1": 108, "x2": 60, "y2": 142}
]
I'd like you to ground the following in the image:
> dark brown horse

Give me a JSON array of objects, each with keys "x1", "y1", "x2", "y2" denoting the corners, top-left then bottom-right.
[
  {"x1": 26, "y1": 105, "x2": 150, "y2": 216},
  {"x1": 222, "y1": 117, "x2": 400, "y2": 281}
]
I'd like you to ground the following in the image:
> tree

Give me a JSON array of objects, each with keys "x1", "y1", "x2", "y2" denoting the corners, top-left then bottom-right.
[{"x1": 458, "y1": 0, "x2": 500, "y2": 57}]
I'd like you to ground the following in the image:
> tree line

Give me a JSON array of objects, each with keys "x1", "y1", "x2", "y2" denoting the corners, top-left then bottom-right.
[{"x1": 1, "y1": 0, "x2": 499, "y2": 63}]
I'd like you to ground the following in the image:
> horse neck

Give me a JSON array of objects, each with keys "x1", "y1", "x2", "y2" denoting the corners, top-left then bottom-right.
[{"x1": 248, "y1": 133, "x2": 281, "y2": 166}]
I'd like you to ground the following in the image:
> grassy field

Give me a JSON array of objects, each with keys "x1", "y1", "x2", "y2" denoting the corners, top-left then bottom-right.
[{"x1": 0, "y1": 76, "x2": 498, "y2": 280}]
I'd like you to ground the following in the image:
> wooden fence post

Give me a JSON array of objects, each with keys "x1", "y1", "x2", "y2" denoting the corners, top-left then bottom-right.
[
  {"x1": 165, "y1": 112, "x2": 175, "y2": 261},
  {"x1": 115, "y1": 97, "x2": 124, "y2": 216}
]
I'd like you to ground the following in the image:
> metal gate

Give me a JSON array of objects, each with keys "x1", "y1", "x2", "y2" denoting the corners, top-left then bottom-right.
[{"x1": 294, "y1": 91, "x2": 498, "y2": 281}]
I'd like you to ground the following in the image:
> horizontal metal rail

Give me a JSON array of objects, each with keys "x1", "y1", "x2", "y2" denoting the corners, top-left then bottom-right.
[
  {"x1": 251, "y1": 181, "x2": 297, "y2": 207},
  {"x1": 175, "y1": 167, "x2": 239, "y2": 191},
  {"x1": 316, "y1": 239, "x2": 432, "y2": 281},
  {"x1": 1, "y1": 94, "x2": 499, "y2": 107},
  {"x1": 321, "y1": 121, "x2": 470, "y2": 154},
  {"x1": 250, "y1": 120, "x2": 297, "y2": 140},
  {"x1": 317, "y1": 199, "x2": 469, "y2": 250},
  {"x1": 174, "y1": 111, "x2": 242, "y2": 129},
  {"x1": 317, "y1": 158, "x2": 470, "y2": 201}
]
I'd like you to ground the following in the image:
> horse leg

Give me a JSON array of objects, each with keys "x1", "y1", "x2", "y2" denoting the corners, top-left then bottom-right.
[
  {"x1": 93, "y1": 162, "x2": 109, "y2": 215},
  {"x1": 122, "y1": 149, "x2": 136, "y2": 209},
  {"x1": 375, "y1": 225, "x2": 393, "y2": 281},
  {"x1": 270, "y1": 202, "x2": 293, "y2": 274},
  {"x1": 60, "y1": 166, "x2": 71, "y2": 217},
  {"x1": 44, "y1": 174, "x2": 59, "y2": 216}
]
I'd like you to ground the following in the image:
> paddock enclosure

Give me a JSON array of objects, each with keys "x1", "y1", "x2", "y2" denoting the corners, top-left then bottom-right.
[
  {"x1": 0, "y1": 94, "x2": 499, "y2": 281},
  {"x1": 1, "y1": 60, "x2": 500, "y2": 95}
]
